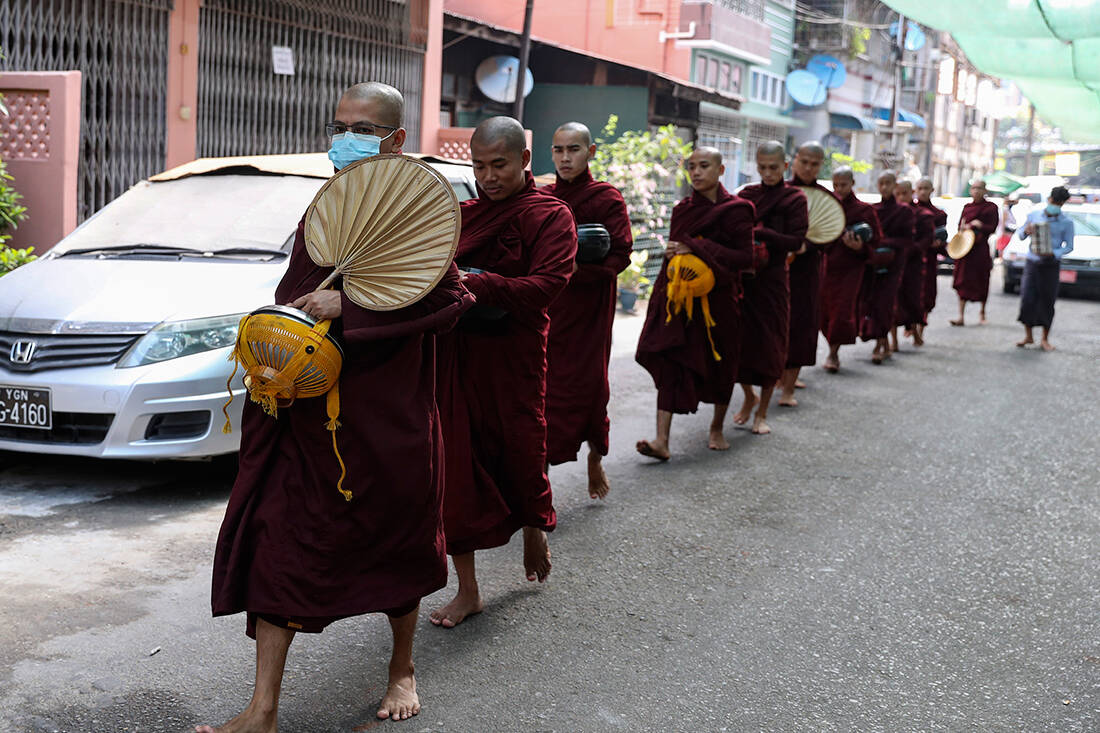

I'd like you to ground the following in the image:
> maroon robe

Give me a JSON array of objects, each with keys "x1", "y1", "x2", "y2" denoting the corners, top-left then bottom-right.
[
  {"x1": 821, "y1": 193, "x2": 880, "y2": 346},
  {"x1": 896, "y1": 201, "x2": 934, "y2": 328},
  {"x1": 786, "y1": 177, "x2": 835, "y2": 367},
  {"x1": 635, "y1": 185, "x2": 754, "y2": 412},
  {"x1": 915, "y1": 199, "x2": 948, "y2": 317},
  {"x1": 861, "y1": 197, "x2": 913, "y2": 341},
  {"x1": 211, "y1": 219, "x2": 473, "y2": 634},
  {"x1": 543, "y1": 169, "x2": 633, "y2": 465},
  {"x1": 437, "y1": 174, "x2": 577, "y2": 555},
  {"x1": 736, "y1": 182, "x2": 808, "y2": 386},
  {"x1": 952, "y1": 199, "x2": 999, "y2": 303}
]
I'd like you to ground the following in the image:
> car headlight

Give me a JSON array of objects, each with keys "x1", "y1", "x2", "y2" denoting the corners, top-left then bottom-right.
[{"x1": 117, "y1": 314, "x2": 244, "y2": 368}]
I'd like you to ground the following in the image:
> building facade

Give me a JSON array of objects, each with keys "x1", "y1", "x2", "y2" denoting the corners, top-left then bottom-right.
[
  {"x1": 686, "y1": 0, "x2": 803, "y2": 189},
  {"x1": 790, "y1": 0, "x2": 997, "y2": 192},
  {"x1": 1, "y1": 0, "x2": 433, "y2": 234}
]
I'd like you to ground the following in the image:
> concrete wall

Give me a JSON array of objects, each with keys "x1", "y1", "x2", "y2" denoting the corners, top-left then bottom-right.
[
  {"x1": 0, "y1": 71, "x2": 81, "y2": 252},
  {"x1": 446, "y1": 0, "x2": 693, "y2": 82},
  {"x1": 522, "y1": 83, "x2": 649, "y2": 175}
]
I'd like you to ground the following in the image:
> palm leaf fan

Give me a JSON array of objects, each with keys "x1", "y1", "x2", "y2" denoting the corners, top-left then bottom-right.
[
  {"x1": 798, "y1": 186, "x2": 846, "y2": 244},
  {"x1": 303, "y1": 154, "x2": 461, "y2": 311}
]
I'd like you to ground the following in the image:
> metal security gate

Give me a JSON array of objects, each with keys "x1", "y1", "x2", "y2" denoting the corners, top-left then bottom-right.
[
  {"x1": 197, "y1": 0, "x2": 428, "y2": 158},
  {"x1": 0, "y1": 0, "x2": 172, "y2": 222}
]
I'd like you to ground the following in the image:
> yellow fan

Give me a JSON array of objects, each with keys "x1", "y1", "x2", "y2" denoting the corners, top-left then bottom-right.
[
  {"x1": 798, "y1": 186, "x2": 846, "y2": 244},
  {"x1": 947, "y1": 229, "x2": 976, "y2": 259},
  {"x1": 303, "y1": 154, "x2": 461, "y2": 311}
]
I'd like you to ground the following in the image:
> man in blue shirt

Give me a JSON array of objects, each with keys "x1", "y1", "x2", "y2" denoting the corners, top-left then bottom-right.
[{"x1": 1016, "y1": 186, "x2": 1074, "y2": 351}]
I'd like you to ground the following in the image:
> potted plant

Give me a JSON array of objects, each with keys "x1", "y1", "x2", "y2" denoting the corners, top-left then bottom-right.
[{"x1": 617, "y1": 250, "x2": 650, "y2": 313}]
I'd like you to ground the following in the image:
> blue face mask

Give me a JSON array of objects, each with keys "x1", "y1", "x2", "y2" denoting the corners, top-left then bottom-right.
[
  {"x1": 328, "y1": 131, "x2": 388, "y2": 170},
  {"x1": 1045, "y1": 204, "x2": 1062, "y2": 216}
]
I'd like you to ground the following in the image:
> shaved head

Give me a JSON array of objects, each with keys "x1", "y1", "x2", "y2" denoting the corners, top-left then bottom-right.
[
  {"x1": 796, "y1": 141, "x2": 826, "y2": 159},
  {"x1": 917, "y1": 177, "x2": 933, "y2": 188},
  {"x1": 471, "y1": 116, "x2": 528, "y2": 156},
  {"x1": 757, "y1": 140, "x2": 786, "y2": 161},
  {"x1": 895, "y1": 179, "x2": 913, "y2": 195},
  {"x1": 878, "y1": 171, "x2": 897, "y2": 185},
  {"x1": 339, "y1": 82, "x2": 404, "y2": 127},
  {"x1": 554, "y1": 121, "x2": 592, "y2": 147},
  {"x1": 693, "y1": 145, "x2": 722, "y2": 165},
  {"x1": 832, "y1": 166, "x2": 855, "y2": 182}
]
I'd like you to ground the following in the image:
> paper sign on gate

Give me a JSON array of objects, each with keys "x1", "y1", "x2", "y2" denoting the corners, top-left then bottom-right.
[{"x1": 272, "y1": 46, "x2": 295, "y2": 76}]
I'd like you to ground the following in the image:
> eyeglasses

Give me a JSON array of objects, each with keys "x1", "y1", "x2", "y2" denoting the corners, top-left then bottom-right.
[{"x1": 325, "y1": 121, "x2": 398, "y2": 138}]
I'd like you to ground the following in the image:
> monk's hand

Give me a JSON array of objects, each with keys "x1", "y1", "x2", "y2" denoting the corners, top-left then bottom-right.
[
  {"x1": 795, "y1": 243, "x2": 807, "y2": 256},
  {"x1": 572, "y1": 260, "x2": 579, "y2": 274},
  {"x1": 841, "y1": 230, "x2": 861, "y2": 250},
  {"x1": 666, "y1": 240, "x2": 688, "y2": 257},
  {"x1": 290, "y1": 290, "x2": 342, "y2": 320}
]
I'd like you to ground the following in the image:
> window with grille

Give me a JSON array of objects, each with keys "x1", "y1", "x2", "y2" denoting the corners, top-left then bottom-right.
[
  {"x1": 714, "y1": 0, "x2": 766, "y2": 22},
  {"x1": 749, "y1": 69, "x2": 787, "y2": 108}
]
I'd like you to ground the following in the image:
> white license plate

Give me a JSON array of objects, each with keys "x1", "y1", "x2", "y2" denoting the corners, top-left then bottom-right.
[
  {"x1": 0, "y1": 385, "x2": 52, "y2": 430},
  {"x1": 1059, "y1": 269, "x2": 1077, "y2": 284}
]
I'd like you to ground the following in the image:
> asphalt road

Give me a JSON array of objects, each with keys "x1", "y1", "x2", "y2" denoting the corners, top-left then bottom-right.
[{"x1": 1, "y1": 272, "x2": 1098, "y2": 733}]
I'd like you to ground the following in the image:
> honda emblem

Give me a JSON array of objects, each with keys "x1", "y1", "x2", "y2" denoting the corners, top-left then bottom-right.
[{"x1": 10, "y1": 339, "x2": 37, "y2": 365}]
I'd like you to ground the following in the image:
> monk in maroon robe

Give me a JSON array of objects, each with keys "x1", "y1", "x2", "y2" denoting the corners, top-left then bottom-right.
[
  {"x1": 950, "y1": 178, "x2": 1000, "y2": 326},
  {"x1": 892, "y1": 179, "x2": 934, "y2": 349},
  {"x1": 543, "y1": 122, "x2": 632, "y2": 499},
  {"x1": 915, "y1": 177, "x2": 948, "y2": 337},
  {"x1": 821, "y1": 166, "x2": 880, "y2": 373},
  {"x1": 861, "y1": 172, "x2": 913, "y2": 364},
  {"x1": 431, "y1": 117, "x2": 577, "y2": 629},
  {"x1": 200, "y1": 83, "x2": 473, "y2": 733},
  {"x1": 635, "y1": 147, "x2": 754, "y2": 459},
  {"x1": 733, "y1": 141, "x2": 808, "y2": 435},
  {"x1": 781, "y1": 141, "x2": 834, "y2": 406}
]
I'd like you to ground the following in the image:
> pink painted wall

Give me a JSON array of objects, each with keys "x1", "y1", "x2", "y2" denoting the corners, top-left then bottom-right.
[
  {"x1": 165, "y1": 0, "x2": 201, "y2": 169},
  {"x1": 446, "y1": 0, "x2": 693, "y2": 81},
  {"x1": 420, "y1": 0, "x2": 445, "y2": 155},
  {"x1": 0, "y1": 71, "x2": 81, "y2": 253}
]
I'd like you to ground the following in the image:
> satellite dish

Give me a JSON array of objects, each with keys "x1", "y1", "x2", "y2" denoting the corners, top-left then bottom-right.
[
  {"x1": 475, "y1": 56, "x2": 534, "y2": 104},
  {"x1": 888, "y1": 22, "x2": 926, "y2": 51},
  {"x1": 905, "y1": 26, "x2": 926, "y2": 51},
  {"x1": 807, "y1": 54, "x2": 846, "y2": 89},
  {"x1": 786, "y1": 69, "x2": 826, "y2": 107}
]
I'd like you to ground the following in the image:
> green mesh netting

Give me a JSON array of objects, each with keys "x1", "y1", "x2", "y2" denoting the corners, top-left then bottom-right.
[{"x1": 883, "y1": 1, "x2": 1100, "y2": 142}]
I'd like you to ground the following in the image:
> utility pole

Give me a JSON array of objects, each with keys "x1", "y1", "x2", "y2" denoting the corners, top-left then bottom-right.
[
  {"x1": 513, "y1": 0, "x2": 535, "y2": 123},
  {"x1": 889, "y1": 15, "x2": 905, "y2": 167}
]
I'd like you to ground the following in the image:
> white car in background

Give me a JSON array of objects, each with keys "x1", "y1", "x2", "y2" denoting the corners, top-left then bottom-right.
[{"x1": 0, "y1": 153, "x2": 476, "y2": 459}]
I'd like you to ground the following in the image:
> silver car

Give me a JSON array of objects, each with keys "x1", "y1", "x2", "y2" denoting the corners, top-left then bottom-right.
[{"x1": 0, "y1": 153, "x2": 477, "y2": 459}]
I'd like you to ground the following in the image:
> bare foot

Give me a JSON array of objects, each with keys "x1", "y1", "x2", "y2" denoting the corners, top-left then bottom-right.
[
  {"x1": 1040, "y1": 340, "x2": 1055, "y2": 352},
  {"x1": 708, "y1": 428, "x2": 730, "y2": 451},
  {"x1": 635, "y1": 438, "x2": 670, "y2": 461},
  {"x1": 823, "y1": 355, "x2": 839, "y2": 373},
  {"x1": 751, "y1": 414, "x2": 771, "y2": 435},
  {"x1": 912, "y1": 329, "x2": 924, "y2": 346},
  {"x1": 587, "y1": 451, "x2": 610, "y2": 499},
  {"x1": 949, "y1": 319, "x2": 964, "y2": 327},
  {"x1": 377, "y1": 667, "x2": 420, "y2": 721},
  {"x1": 429, "y1": 592, "x2": 483, "y2": 629},
  {"x1": 794, "y1": 380, "x2": 806, "y2": 389},
  {"x1": 979, "y1": 314, "x2": 988, "y2": 325},
  {"x1": 1016, "y1": 337, "x2": 1033, "y2": 348},
  {"x1": 777, "y1": 392, "x2": 797, "y2": 407},
  {"x1": 523, "y1": 527, "x2": 551, "y2": 582},
  {"x1": 195, "y1": 708, "x2": 276, "y2": 733},
  {"x1": 732, "y1": 392, "x2": 756, "y2": 425}
]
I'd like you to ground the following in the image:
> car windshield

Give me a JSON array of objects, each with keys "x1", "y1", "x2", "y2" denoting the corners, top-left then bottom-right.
[
  {"x1": 1065, "y1": 210, "x2": 1100, "y2": 236},
  {"x1": 55, "y1": 173, "x2": 325, "y2": 254}
]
